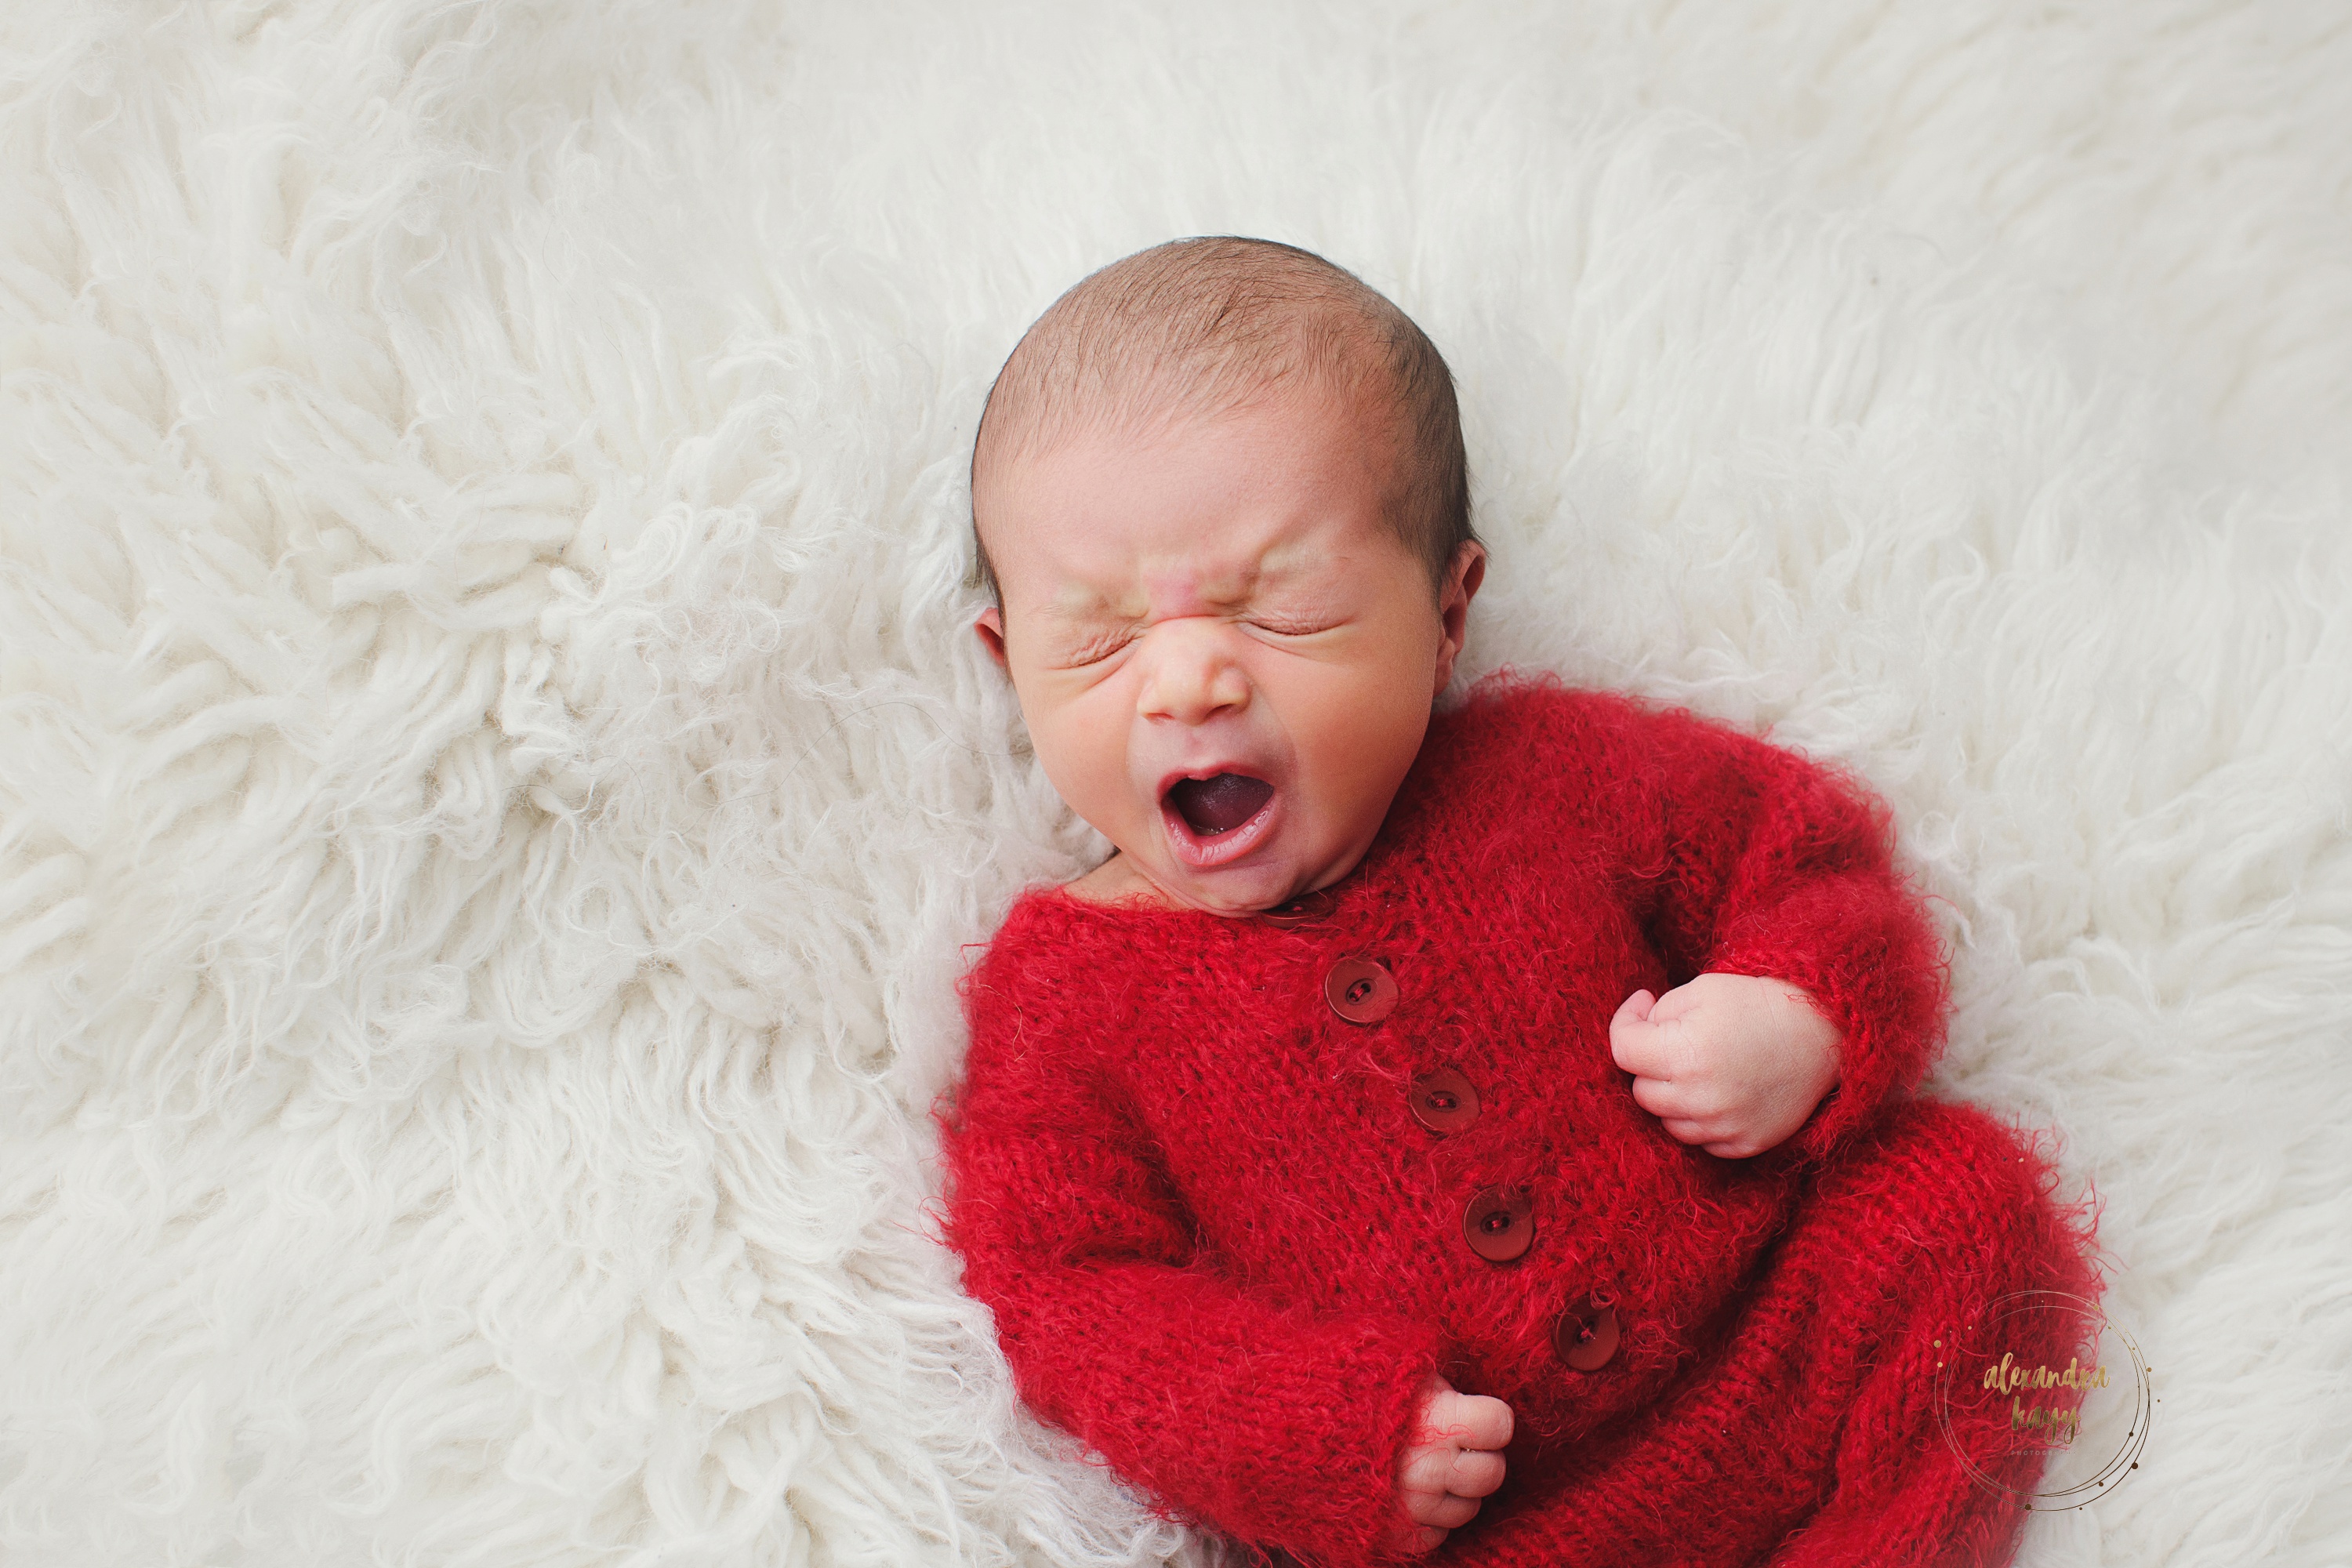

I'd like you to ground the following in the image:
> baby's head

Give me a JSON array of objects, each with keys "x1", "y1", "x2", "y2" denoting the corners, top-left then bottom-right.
[{"x1": 971, "y1": 237, "x2": 1485, "y2": 917}]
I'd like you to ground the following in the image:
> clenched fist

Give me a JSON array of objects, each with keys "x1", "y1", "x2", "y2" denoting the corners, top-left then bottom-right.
[
  {"x1": 1388, "y1": 1374, "x2": 1513, "y2": 1555},
  {"x1": 1610, "y1": 972, "x2": 1842, "y2": 1159}
]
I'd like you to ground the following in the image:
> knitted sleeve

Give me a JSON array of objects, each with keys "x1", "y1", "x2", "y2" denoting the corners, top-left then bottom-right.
[
  {"x1": 1614, "y1": 699, "x2": 1950, "y2": 1169},
  {"x1": 937, "y1": 938, "x2": 1449, "y2": 1568}
]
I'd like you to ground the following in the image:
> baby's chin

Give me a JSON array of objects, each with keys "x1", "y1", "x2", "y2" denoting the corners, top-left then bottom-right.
[
  {"x1": 1129, "y1": 788, "x2": 1356, "y2": 916},
  {"x1": 1152, "y1": 863, "x2": 1301, "y2": 917}
]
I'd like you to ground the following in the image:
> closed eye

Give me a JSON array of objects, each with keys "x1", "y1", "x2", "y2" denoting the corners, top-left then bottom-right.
[
  {"x1": 1060, "y1": 630, "x2": 1135, "y2": 666},
  {"x1": 1055, "y1": 618, "x2": 1334, "y2": 665}
]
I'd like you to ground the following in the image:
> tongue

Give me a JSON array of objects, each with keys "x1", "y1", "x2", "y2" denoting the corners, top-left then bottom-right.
[{"x1": 1169, "y1": 773, "x2": 1274, "y2": 836}]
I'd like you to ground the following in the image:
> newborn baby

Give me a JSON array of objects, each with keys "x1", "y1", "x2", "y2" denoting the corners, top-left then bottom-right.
[{"x1": 938, "y1": 238, "x2": 2102, "y2": 1567}]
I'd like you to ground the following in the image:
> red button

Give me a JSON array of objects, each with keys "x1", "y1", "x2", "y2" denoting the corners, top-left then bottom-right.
[
  {"x1": 1410, "y1": 1068, "x2": 1481, "y2": 1134},
  {"x1": 1261, "y1": 889, "x2": 1335, "y2": 927},
  {"x1": 1323, "y1": 958, "x2": 1398, "y2": 1025},
  {"x1": 1553, "y1": 1298, "x2": 1620, "y2": 1370},
  {"x1": 1461, "y1": 1186, "x2": 1534, "y2": 1262}
]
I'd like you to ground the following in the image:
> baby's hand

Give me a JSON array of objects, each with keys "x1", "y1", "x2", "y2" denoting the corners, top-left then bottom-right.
[
  {"x1": 1609, "y1": 973, "x2": 1841, "y2": 1159},
  {"x1": 1387, "y1": 1374, "x2": 1512, "y2": 1555}
]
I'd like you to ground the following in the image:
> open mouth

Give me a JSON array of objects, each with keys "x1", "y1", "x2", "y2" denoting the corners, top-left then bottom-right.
[
  {"x1": 1167, "y1": 772, "x2": 1275, "y2": 837},
  {"x1": 1159, "y1": 769, "x2": 1281, "y2": 870}
]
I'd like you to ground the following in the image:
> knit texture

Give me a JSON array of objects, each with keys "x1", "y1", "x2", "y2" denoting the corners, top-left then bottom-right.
[{"x1": 938, "y1": 673, "x2": 2100, "y2": 1567}]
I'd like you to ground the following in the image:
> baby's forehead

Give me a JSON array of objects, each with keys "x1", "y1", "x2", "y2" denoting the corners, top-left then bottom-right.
[
  {"x1": 1039, "y1": 334, "x2": 1399, "y2": 459},
  {"x1": 996, "y1": 390, "x2": 1403, "y2": 606},
  {"x1": 1041, "y1": 485, "x2": 1335, "y2": 573}
]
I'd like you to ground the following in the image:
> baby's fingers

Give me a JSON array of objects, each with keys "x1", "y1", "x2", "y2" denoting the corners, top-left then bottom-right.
[
  {"x1": 1427, "y1": 1390, "x2": 1514, "y2": 1452},
  {"x1": 1445, "y1": 1445, "x2": 1507, "y2": 1499},
  {"x1": 1399, "y1": 1442, "x2": 1469, "y2": 1501},
  {"x1": 1421, "y1": 1492, "x2": 1483, "y2": 1530},
  {"x1": 1399, "y1": 1442, "x2": 1504, "y2": 1509}
]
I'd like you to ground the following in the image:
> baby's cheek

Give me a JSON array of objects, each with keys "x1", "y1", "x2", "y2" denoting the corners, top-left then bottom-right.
[
  {"x1": 1292, "y1": 667, "x2": 1430, "y2": 814},
  {"x1": 1032, "y1": 698, "x2": 1140, "y2": 829}
]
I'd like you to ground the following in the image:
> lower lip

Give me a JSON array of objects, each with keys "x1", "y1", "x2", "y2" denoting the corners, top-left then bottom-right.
[{"x1": 1160, "y1": 786, "x2": 1281, "y2": 870}]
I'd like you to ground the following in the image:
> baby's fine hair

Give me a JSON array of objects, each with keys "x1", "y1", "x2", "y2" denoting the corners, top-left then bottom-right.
[{"x1": 971, "y1": 236, "x2": 1475, "y2": 610}]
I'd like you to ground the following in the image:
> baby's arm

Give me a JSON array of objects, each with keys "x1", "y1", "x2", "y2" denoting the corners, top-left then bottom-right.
[
  {"x1": 1607, "y1": 974, "x2": 1842, "y2": 1158},
  {"x1": 1602, "y1": 697, "x2": 1947, "y2": 1167},
  {"x1": 940, "y1": 953, "x2": 1450, "y2": 1568}
]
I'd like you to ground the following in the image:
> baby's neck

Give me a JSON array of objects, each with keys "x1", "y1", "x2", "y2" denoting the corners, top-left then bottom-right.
[{"x1": 1062, "y1": 851, "x2": 1175, "y2": 908}]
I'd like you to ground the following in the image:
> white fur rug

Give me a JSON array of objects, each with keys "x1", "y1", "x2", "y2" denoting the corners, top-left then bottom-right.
[{"x1": 3, "y1": 3, "x2": 2347, "y2": 1564}]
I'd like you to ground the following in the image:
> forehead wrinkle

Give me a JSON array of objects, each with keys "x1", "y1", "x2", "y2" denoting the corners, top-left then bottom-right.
[
  {"x1": 1140, "y1": 550, "x2": 1255, "y2": 615},
  {"x1": 1142, "y1": 514, "x2": 1346, "y2": 614}
]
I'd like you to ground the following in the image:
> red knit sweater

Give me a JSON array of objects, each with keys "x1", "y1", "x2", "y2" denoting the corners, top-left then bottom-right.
[{"x1": 938, "y1": 673, "x2": 1949, "y2": 1566}]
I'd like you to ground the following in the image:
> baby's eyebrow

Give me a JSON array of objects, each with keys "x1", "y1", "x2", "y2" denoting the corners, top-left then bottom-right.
[
  {"x1": 1033, "y1": 593, "x2": 1145, "y2": 630},
  {"x1": 1022, "y1": 599, "x2": 1145, "y2": 655}
]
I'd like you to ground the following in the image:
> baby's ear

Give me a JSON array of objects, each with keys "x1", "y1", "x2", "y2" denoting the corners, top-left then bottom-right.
[{"x1": 975, "y1": 607, "x2": 1011, "y2": 670}]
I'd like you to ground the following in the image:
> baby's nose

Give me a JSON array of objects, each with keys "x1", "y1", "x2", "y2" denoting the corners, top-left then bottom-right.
[{"x1": 1136, "y1": 622, "x2": 1251, "y2": 724}]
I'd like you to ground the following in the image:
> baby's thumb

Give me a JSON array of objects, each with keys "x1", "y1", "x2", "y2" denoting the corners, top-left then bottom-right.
[{"x1": 1610, "y1": 991, "x2": 1660, "y2": 1071}]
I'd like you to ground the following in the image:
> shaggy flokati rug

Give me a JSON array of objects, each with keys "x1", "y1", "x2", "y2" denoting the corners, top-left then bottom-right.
[{"x1": 3, "y1": 2, "x2": 2347, "y2": 1564}]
